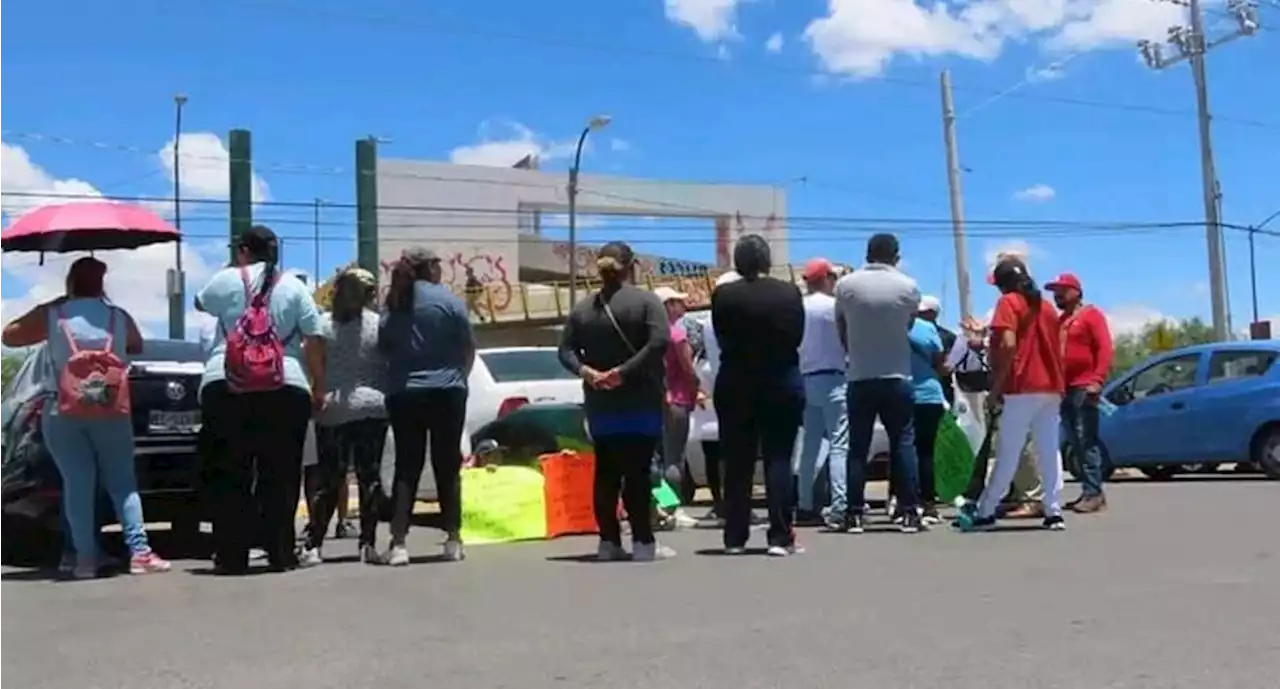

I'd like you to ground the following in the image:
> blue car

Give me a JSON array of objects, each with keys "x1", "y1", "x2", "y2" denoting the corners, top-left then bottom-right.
[{"x1": 1062, "y1": 340, "x2": 1280, "y2": 481}]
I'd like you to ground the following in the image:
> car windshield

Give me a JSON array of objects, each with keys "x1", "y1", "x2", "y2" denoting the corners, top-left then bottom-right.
[
  {"x1": 480, "y1": 350, "x2": 577, "y2": 383},
  {"x1": 138, "y1": 340, "x2": 205, "y2": 363}
]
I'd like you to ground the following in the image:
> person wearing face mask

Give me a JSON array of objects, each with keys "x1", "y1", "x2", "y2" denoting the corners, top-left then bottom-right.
[{"x1": 1045, "y1": 273, "x2": 1113, "y2": 514}]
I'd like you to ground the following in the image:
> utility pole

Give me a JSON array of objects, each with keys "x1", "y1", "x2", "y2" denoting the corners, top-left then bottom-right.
[
  {"x1": 1138, "y1": 0, "x2": 1262, "y2": 341},
  {"x1": 167, "y1": 94, "x2": 188, "y2": 340},
  {"x1": 940, "y1": 70, "x2": 973, "y2": 322},
  {"x1": 312, "y1": 198, "x2": 324, "y2": 280},
  {"x1": 567, "y1": 115, "x2": 611, "y2": 307},
  {"x1": 1249, "y1": 209, "x2": 1280, "y2": 328}
]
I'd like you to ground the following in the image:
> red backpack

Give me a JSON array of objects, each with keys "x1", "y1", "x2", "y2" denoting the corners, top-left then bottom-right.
[
  {"x1": 56, "y1": 305, "x2": 132, "y2": 419},
  {"x1": 223, "y1": 266, "x2": 290, "y2": 393}
]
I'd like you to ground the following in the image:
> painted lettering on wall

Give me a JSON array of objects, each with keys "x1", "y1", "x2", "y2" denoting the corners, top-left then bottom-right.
[
  {"x1": 446, "y1": 250, "x2": 514, "y2": 312},
  {"x1": 551, "y1": 243, "x2": 657, "y2": 281}
]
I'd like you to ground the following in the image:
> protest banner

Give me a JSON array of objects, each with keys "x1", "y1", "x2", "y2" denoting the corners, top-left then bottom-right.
[
  {"x1": 540, "y1": 451, "x2": 599, "y2": 538},
  {"x1": 459, "y1": 466, "x2": 547, "y2": 545}
]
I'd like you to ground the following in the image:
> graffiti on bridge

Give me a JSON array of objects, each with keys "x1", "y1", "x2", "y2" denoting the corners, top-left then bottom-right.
[{"x1": 376, "y1": 249, "x2": 514, "y2": 314}]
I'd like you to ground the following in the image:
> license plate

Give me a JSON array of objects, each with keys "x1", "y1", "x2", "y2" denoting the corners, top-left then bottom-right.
[{"x1": 148, "y1": 410, "x2": 201, "y2": 433}]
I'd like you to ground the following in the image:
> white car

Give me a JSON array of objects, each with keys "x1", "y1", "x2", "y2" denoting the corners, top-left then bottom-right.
[{"x1": 304, "y1": 346, "x2": 583, "y2": 501}]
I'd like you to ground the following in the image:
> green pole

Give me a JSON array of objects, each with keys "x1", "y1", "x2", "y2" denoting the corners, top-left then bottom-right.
[
  {"x1": 228, "y1": 129, "x2": 253, "y2": 263},
  {"x1": 355, "y1": 137, "x2": 379, "y2": 282}
]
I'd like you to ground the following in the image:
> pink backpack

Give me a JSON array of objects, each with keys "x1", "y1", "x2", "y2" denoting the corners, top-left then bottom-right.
[
  {"x1": 56, "y1": 305, "x2": 132, "y2": 419},
  {"x1": 223, "y1": 266, "x2": 290, "y2": 393}
]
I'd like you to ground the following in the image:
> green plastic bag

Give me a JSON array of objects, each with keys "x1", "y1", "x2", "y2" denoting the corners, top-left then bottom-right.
[
  {"x1": 933, "y1": 412, "x2": 977, "y2": 504},
  {"x1": 652, "y1": 479, "x2": 681, "y2": 509}
]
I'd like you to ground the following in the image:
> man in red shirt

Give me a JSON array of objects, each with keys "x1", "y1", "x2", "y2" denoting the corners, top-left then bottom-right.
[
  {"x1": 960, "y1": 256, "x2": 1067, "y2": 531},
  {"x1": 1045, "y1": 273, "x2": 1113, "y2": 514}
]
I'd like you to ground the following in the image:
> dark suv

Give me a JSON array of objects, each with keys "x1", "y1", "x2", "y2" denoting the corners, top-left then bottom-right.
[{"x1": 2, "y1": 339, "x2": 207, "y2": 563}]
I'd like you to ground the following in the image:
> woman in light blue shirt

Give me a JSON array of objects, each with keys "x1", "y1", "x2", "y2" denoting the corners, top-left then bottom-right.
[
  {"x1": 2, "y1": 257, "x2": 170, "y2": 578},
  {"x1": 194, "y1": 225, "x2": 326, "y2": 574},
  {"x1": 904, "y1": 306, "x2": 947, "y2": 523}
]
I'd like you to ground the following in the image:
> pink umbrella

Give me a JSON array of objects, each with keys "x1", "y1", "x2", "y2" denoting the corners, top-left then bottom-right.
[{"x1": 1, "y1": 201, "x2": 180, "y2": 255}]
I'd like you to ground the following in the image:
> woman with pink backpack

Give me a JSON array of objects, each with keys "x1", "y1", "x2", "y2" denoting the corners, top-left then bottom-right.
[
  {"x1": 2, "y1": 257, "x2": 171, "y2": 578},
  {"x1": 195, "y1": 225, "x2": 327, "y2": 574}
]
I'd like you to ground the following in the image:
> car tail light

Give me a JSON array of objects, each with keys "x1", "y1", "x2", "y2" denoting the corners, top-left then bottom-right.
[{"x1": 497, "y1": 396, "x2": 529, "y2": 419}]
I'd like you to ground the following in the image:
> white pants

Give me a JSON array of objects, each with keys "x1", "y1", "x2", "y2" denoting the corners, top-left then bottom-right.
[
  {"x1": 977, "y1": 393, "x2": 1063, "y2": 519},
  {"x1": 959, "y1": 390, "x2": 1044, "y2": 502}
]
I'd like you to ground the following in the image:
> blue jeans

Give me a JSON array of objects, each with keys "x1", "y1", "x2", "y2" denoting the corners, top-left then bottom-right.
[
  {"x1": 44, "y1": 414, "x2": 149, "y2": 560},
  {"x1": 845, "y1": 378, "x2": 920, "y2": 514},
  {"x1": 1061, "y1": 387, "x2": 1105, "y2": 497},
  {"x1": 798, "y1": 372, "x2": 849, "y2": 513}
]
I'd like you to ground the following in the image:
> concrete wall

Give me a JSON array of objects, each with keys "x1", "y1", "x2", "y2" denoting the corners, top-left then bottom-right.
[{"x1": 375, "y1": 160, "x2": 786, "y2": 310}]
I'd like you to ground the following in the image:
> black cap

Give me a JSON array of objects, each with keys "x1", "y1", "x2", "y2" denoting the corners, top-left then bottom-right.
[
  {"x1": 238, "y1": 224, "x2": 279, "y2": 261},
  {"x1": 990, "y1": 255, "x2": 1029, "y2": 289},
  {"x1": 866, "y1": 233, "x2": 900, "y2": 263}
]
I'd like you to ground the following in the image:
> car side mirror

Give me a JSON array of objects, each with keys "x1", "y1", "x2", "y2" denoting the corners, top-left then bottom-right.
[{"x1": 1108, "y1": 386, "x2": 1133, "y2": 406}]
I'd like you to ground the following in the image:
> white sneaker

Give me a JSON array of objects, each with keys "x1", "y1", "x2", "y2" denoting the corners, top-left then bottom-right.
[
  {"x1": 632, "y1": 541, "x2": 676, "y2": 562},
  {"x1": 596, "y1": 541, "x2": 630, "y2": 562},
  {"x1": 767, "y1": 542, "x2": 806, "y2": 558},
  {"x1": 672, "y1": 508, "x2": 699, "y2": 530},
  {"x1": 360, "y1": 544, "x2": 384, "y2": 565},
  {"x1": 386, "y1": 545, "x2": 410, "y2": 567},
  {"x1": 297, "y1": 547, "x2": 323, "y2": 568},
  {"x1": 442, "y1": 540, "x2": 465, "y2": 562}
]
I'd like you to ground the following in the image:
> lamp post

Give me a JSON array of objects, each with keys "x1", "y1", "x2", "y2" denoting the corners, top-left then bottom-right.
[
  {"x1": 567, "y1": 114, "x2": 612, "y2": 306},
  {"x1": 167, "y1": 93, "x2": 188, "y2": 340},
  {"x1": 1249, "y1": 208, "x2": 1280, "y2": 326}
]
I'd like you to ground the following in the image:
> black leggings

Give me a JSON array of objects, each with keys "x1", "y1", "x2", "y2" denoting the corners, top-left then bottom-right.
[
  {"x1": 305, "y1": 418, "x2": 389, "y2": 549},
  {"x1": 593, "y1": 434, "x2": 658, "y2": 547},
  {"x1": 696, "y1": 441, "x2": 724, "y2": 512},
  {"x1": 889, "y1": 404, "x2": 946, "y2": 508},
  {"x1": 201, "y1": 381, "x2": 311, "y2": 572},
  {"x1": 387, "y1": 388, "x2": 467, "y2": 544}
]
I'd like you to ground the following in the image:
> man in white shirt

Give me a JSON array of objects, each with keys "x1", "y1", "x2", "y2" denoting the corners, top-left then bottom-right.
[{"x1": 796, "y1": 258, "x2": 849, "y2": 526}]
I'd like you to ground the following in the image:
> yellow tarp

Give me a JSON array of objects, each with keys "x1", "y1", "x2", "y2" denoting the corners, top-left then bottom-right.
[{"x1": 459, "y1": 466, "x2": 548, "y2": 545}]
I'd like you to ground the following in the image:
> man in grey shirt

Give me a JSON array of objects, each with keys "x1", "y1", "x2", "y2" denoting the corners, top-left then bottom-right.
[{"x1": 833, "y1": 233, "x2": 924, "y2": 534}]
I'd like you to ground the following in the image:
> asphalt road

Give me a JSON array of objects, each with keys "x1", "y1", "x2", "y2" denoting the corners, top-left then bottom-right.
[{"x1": 3, "y1": 476, "x2": 1278, "y2": 689}]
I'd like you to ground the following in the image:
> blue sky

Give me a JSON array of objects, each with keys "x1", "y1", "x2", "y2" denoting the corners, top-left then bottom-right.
[{"x1": 3, "y1": 0, "x2": 1278, "y2": 338}]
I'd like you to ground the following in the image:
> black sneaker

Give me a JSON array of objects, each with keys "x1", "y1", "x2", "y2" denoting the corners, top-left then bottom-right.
[
  {"x1": 1042, "y1": 514, "x2": 1066, "y2": 531},
  {"x1": 900, "y1": 509, "x2": 923, "y2": 534},
  {"x1": 921, "y1": 505, "x2": 942, "y2": 526},
  {"x1": 828, "y1": 512, "x2": 864, "y2": 534}
]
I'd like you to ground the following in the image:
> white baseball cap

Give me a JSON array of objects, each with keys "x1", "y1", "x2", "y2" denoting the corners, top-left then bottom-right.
[
  {"x1": 919, "y1": 295, "x2": 942, "y2": 314},
  {"x1": 652, "y1": 286, "x2": 690, "y2": 303}
]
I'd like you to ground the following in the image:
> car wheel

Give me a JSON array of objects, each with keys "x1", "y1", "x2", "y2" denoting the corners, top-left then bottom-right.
[
  {"x1": 1139, "y1": 465, "x2": 1181, "y2": 481},
  {"x1": 1252, "y1": 424, "x2": 1280, "y2": 480}
]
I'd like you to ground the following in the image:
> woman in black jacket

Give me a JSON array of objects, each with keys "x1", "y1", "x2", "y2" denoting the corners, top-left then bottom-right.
[{"x1": 711, "y1": 235, "x2": 806, "y2": 557}]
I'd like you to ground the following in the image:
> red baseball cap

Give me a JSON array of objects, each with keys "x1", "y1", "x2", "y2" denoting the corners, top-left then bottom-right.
[
  {"x1": 802, "y1": 257, "x2": 835, "y2": 282},
  {"x1": 1044, "y1": 272, "x2": 1083, "y2": 293}
]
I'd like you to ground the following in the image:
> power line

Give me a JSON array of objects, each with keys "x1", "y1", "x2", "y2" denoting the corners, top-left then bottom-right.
[
  {"x1": 2, "y1": 189, "x2": 1250, "y2": 229},
  {"x1": 166, "y1": 0, "x2": 1280, "y2": 131}
]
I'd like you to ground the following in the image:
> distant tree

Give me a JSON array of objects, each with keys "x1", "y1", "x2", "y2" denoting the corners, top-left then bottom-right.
[
  {"x1": 1110, "y1": 317, "x2": 1217, "y2": 378},
  {"x1": 2, "y1": 354, "x2": 27, "y2": 394}
]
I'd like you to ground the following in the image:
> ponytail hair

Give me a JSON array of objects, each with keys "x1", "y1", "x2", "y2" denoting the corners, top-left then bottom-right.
[
  {"x1": 236, "y1": 225, "x2": 280, "y2": 299},
  {"x1": 384, "y1": 259, "x2": 415, "y2": 313},
  {"x1": 596, "y1": 241, "x2": 635, "y2": 290}
]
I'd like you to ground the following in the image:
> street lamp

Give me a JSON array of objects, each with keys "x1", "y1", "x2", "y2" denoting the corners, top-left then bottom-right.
[
  {"x1": 168, "y1": 93, "x2": 188, "y2": 340},
  {"x1": 1249, "y1": 208, "x2": 1280, "y2": 326},
  {"x1": 567, "y1": 114, "x2": 612, "y2": 306}
]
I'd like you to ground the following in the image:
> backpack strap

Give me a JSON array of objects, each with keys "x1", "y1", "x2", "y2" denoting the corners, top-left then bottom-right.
[
  {"x1": 239, "y1": 265, "x2": 281, "y2": 307},
  {"x1": 55, "y1": 302, "x2": 116, "y2": 356}
]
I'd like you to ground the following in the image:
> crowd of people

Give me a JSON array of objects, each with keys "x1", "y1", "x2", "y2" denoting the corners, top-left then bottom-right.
[{"x1": 1, "y1": 222, "x2": 1114, "y2": 577}]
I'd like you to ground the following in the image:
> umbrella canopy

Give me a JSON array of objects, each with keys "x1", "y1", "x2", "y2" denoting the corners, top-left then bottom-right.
[{"x1": 1, "y1": 201, "x2": 180, "y2": 253}]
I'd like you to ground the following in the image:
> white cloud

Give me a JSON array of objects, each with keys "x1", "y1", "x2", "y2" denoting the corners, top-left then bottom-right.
[
  {"x1": 1105, "y1": 303, "x2": 1170, "y2": 337},
  {"x1": 765, "y1": 32, "x2": 785, "y2": 53},
  {"x1": 664, "y1": 0, "x2": 744, "y2": 43},
  {"x1": 1, "y1": 142, "x2": 103, "y2": 216},
  {"x1": 1013, "y1": 183, "x2": 1057, "y2": 202},
  {"x1": 803, "y1": 0, "x2": 1186, "y2": 79},
  {"x1": 983, "y1": 239, "x2": 1040, "y2": 272},
  {"x1": 448, "y1": 120, "x2": 577, "y2": 168},
  {"x1": 610, "y1": 138, "x2": 632, "y2": 152},
  {"x1": 158, "y1": 132, "x2": 270, "y2": 203},
  {"x1": 2, "y1": 142, "x2": 225, "y2": 339}
]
